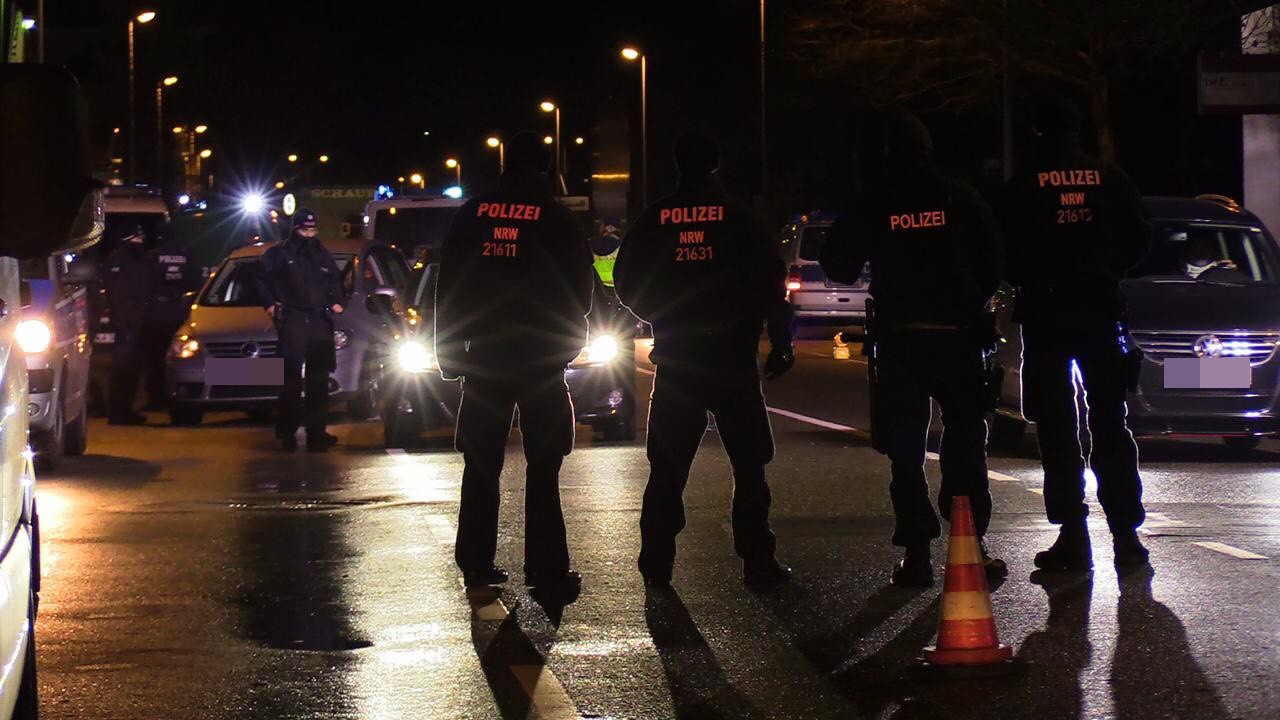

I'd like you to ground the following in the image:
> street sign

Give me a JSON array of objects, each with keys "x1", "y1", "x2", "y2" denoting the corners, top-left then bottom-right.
[
  {"x1": 282, "y1": 193, "x2": 297, "y2": 216},
  {"x1": 1199, "y1": 54, "x2": 1280, "y2": 114}
]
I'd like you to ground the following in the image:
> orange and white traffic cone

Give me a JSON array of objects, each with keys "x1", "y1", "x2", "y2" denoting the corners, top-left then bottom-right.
[{"x1": 920, "y1": 496, "x2": 1019, "y2": 676}]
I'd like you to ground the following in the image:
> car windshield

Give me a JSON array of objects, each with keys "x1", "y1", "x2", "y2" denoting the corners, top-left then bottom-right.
[
  {"x1": 798, "y1": 226, "x2": 829, "y2": 262},
  {"x1": 1130, "y1": 223, "x2": 1280, "y2": 284},
  {"x1": 373, "y1": 207, "x2": 457, "y2": 252},
  {"x1": 201, "y1": 253, "x2": 353, "y2": 306}
]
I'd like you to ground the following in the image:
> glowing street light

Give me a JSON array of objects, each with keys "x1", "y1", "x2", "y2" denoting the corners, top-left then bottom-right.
[
  {"x1": 409, "y1": 172, "x2": 424, "y2": 188},
  {"x1": 621, "y1": 46, "x2": 648, "y2": 207},
  {"x1": 20, "y1": 18, "x2": 35, "y2": 30},
  {"x1": 540, "y1": 100, "x2": 565, "y2": 194},
  {"x1": 287, "y1": 153, "x2": 299, "y2": 163},
  {"x1": 274, "y1": 181, "x2": 286, "y2": 189},
  {"x1": 156, "y1": 76, "x2": 179, "y2": 185},
  {"x1": 199, "y1": 148, "x2": 212, "y2": 159},
  {"x1": 318, "y1": 154, "x2": 330, "y2": 163},
  {"x1": 486, "y1": 136, "x2": 504, "y2": 172},
  {"x1": 575, "y1": 136, "x2": 585, "y2": 145},
  {"x1": 127, "y1": 10, "x2": 158, "y2": 181},
  {"x1": 136, "y1": 11, "x2": 156, "y2": 24},
  {"x1": 445, "y1": 158, "x2": 461, "y2": 185},
  {"x1": 543, "y1": 135, "x2": 554, "y2": 145},
  {"x1": 194, "y1": 124, "x2": 208, "y2": 134},
  {"x1": 172, "y1": 125, "x2": 185, "y2": 134}
]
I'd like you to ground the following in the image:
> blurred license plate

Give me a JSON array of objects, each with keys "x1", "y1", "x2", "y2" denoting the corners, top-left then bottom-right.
[
  {"x1": 206, "y1": 358, "x2": 284, "y2": 386},
  {"x1": 1163, "y1": 358, "x2": 1250, "y2": 389},
  {"x1": 94, "y1": 332, "x2": 114, "y2": 344}
]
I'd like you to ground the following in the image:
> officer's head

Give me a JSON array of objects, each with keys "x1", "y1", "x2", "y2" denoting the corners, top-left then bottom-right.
[
  {"x1": 504, "y1": 131, "x2": 552, "y2": 174},
  {"x1": 291, "y1": 209, "x2": 319, "y2": 240},
  {"x1": 882, "y1": 109, "x2": 933, "y2": 163},
  {"x1": 674, "y1": 130, "x2": 720, "y2": 179},
  {"x1": 1030, "y1": 95, "x2": 1082, "y2": 140}
]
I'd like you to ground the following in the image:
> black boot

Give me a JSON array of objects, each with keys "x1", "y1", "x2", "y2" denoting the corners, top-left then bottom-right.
[
  {"x1": 979, "y1": 537, "x2": 1009, "y2": 581},
  {"x1": 463, "y1": 566, "x2": 509, "y2": 588},
  {"x1": 1034, "y1": 520, "x2": 1093, "y2": 571},
  {"x1": 1112, "y1": 532, "x2": 1150, "y2": 567},
  {"x1": 891, "y1": 543, "x2": 933, "y2": 587},
  {"x1": 743, "y1": 557, "x2": 792, "y2": 587}
]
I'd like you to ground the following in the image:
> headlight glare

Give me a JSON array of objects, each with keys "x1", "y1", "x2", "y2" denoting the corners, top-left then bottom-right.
[
  {"x1": 170, "y1": 334, "x2": 200, "y2": 359},
  {"x1": 15, "y1": 320, "x2": 52, "y2": 354},
  {"x1": 574, "y1": 334, "x2": 620, "y2": 366},
  {"x1": 334, "y1": 330, "x2": 350, "y2": 350},
  {"x1": 396, "y1": 340, "x2": 437, "y2": 373}
]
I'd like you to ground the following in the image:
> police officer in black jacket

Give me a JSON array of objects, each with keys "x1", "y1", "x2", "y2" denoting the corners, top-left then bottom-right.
[
  {"x1": 255, "y1": 209, "x2": 345, "y2": 452},
  {"x1": 435, "y1": 132, "x2": 593, "y2": 593},
  {"x1": 1004, "y1": 97, "x2": 1151, "y2": 571},
  {"x1": 141, "y1": 225, "x2": 202, "y2": 410},
  {"x1": 615, "y1": 130, "x2": 795, "y2": 588},
  {"x1": 105, "y1": 224, "x2": 153, "y2": 425},
  {"x1": 820, "y1": 111, "x2": 1005, "y2": 587}
]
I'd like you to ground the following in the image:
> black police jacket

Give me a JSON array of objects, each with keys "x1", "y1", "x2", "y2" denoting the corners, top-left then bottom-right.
[
  {"x1": 104, "y1": 244, "x2": 152, "y2": 335},
  {"x1": 821, "y1": 161, "x2": 1003, "y2": 331},
  {"x1": 434, "y1": 170, "x2": 594, "y2": 378},
  {"x1": 255, "y1": 236, "x2": 344, "y2": 315},
  {"x1": 1003, "y1": 141, "x2": 1150, "y2": 327},
  {"x1": 145, "y1": 239, "x2": 203, "y2": 324},
  {"x1": 614, "y1": 175, "x2": 791, "y2": 368}
]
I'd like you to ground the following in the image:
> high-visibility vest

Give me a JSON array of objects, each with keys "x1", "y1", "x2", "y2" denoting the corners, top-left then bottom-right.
[{"x1": 594, "y1": 249, "x2": 618, "y2": 287}]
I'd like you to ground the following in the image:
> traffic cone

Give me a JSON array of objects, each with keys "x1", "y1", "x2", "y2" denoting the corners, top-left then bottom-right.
[{"x1": 919, "y1": 496, "x2": 1019, "y2": 676}]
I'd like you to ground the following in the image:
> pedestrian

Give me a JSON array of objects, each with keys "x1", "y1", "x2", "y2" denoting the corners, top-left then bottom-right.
[
  {"x1": 820, "y1": 110, "x2": 1006, "y2": 587},
  {"x1": 614, "y1": 129, "x2": 795, "y2": 588},
  {"x1": 254, "y1": 208, "x2": 345, "y2": 452},
  {"x1": 1003, "y1": 96, "x2": 1151, "y2": 570},
  {"x1": 104, "y1": 223, "x2": 152, "y2": 425},
  {"x1": 591, "y1": 217, "x2": 622, "y2": 291},
  {"x1": 434, "y1": 131, "x2": 594, "y2": 594},
  {"x1": 141, "y1": 223, "x2": 202, "y2": 411}
]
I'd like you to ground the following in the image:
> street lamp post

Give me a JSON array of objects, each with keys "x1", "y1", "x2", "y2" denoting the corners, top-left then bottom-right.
[
  {"x1": 486, "y1": 136, "x2": 504, "y2": 173},
  {"x1": 445, "y1": 158, "x2": 461, "y2": 186},
  {"x1": 155, "y1": 75, "x2": 178, "y2": 188},
  {"x1": 127, "y1": 10, "x2": 157, "y2": 183},
  {"x1": 540, "y1": 101, "x2": 566, "y2": 195},
  {"x1": 621, "y1": 47, "x2": 647, "y2": 208}
]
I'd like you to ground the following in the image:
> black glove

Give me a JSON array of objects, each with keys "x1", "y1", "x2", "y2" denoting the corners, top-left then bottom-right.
[{"x1": 764, "y1": 346, "x2": 795, "y2": 380}]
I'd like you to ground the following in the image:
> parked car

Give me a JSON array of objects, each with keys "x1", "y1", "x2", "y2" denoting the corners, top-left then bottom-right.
[
  {"x1": 363, "y1": 195, "x2": 465, "y2": 258},
  {"x1": 164, "y1": 237, "x2": 410, "y2": 425},
  {"x1": 19, "y1": 253, "x2": 95, "y2": 470},
  {"x1": 378, "y1": 264, "x2": 637, "y2": 447},
  {"x1": 990, "y1": 195, "x2": 1280, "y2": 449},
  {"x1": 779, "y1": 211, "x2": 869, "y2": 329}
]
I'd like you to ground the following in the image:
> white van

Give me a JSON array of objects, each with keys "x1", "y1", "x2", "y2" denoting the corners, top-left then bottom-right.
[{"x1": 363, "y1": 196, "x2": 465, "y2": 261}]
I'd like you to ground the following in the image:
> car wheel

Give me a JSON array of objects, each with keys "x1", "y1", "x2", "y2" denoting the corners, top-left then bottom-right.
[
  {"x1": 63, "y1": 394, "x2": 88, "y2": 457},
  {"x1": 12, "y1": 595, "x2": 37, "y2": 720},
  {"x1": 34, "y1": 398, "x2": 65, "y2": 473},
  {"x1": 169, "y1": 406, "x2": 204, "y2": 426},
  {"x1": 1223, "y1": 435, "x2": 1261, "y2": 451},
  {"x1": 347, "y1": 368, "x2": 380, "y2": 421},
  {"x1": 988, "y1": 412, "x2": 1027, "y2": 451}
]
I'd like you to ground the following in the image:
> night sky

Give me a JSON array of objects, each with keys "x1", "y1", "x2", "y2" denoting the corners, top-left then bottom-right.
[{"x1": 40, "y1": 1, "x2": 1248, "y2": 216}]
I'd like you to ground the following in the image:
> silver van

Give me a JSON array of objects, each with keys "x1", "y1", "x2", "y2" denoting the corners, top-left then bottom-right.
[{"x1": 779, "y1": 212, "x2": 869, "y2": 328}]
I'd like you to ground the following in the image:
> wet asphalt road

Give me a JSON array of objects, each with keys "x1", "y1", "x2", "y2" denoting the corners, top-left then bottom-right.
[{"x1": 32, "y1": 340, "x2": 1280, "y2": 719}]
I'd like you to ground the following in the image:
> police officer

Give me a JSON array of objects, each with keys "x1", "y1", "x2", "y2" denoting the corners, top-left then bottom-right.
[
  {"x1": 591, "y1": 217, "x2": 622, "y2": 290},
  {"x1": 1003, "y1": 96, "x2": 1151, "y2": 570},
  {"x1": 255, "y1": 209, "x2": 345, "y2": 452},
  {"x1": 141, "y1": 224, "x2": 202, "y2": 410},
  {"x1": 820, "y1": 110, "x2": 1005, "y2": 587},
  {"x1": 614, "y1": 130, "x2": 795, "y2": 588},
  {"x1": 435, "y1": 131, "x2": 593, "y2": 593},
  {"x1": 105, "y1": 224, "x2": 153, "y2": 425}
]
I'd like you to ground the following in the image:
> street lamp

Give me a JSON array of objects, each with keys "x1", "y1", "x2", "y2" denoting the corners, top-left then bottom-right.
[
  {"x1": 156, "y1": 75, "x2": 178, "y2": 187},
  {"x1": 540, "y1": 100, "x2": 566, "y2": 194},
  {"x1": 287, "y1": 153, "x2": 299, "y2": 163},
  {"x1": 445, "y1": 157, "x2": 461, "y2": 185},
  {"x1": 172, "y1": 125, "x2": 185, "y2": 134},
  {"x1": 621, "y1": 46, "x2": 648, "y2": 208},
  {"x1": 319, "y1": 154, "x2": 330, "y2": 163},
  {"x1": 198, "y1": 149, "x2": 212, "y2": 159},
  {"x1": 543, "y1": 136, "x2": 554, "y2": 145},
  {"x1": 127, "y1": 10, "x2": 157, "y2": 182},
  {"x1": 574, "y1": 136, "x2": 585, "y2": 145},
  {"x1": 194, "y1": 124, "x2": 208, "y2": 134},
  {"x1": 409, "y1": 172, "x2": 424, "y2": 189},
  {"x1": 486, "y1": 136, "x2": 504, "y2": 173}
]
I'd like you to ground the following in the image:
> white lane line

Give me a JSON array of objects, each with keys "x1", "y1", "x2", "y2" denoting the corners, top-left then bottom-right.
[
  {"x1": 461, "y1": 583, "x2": 511, "y2": 621},
  {"x1": 426, "y1": 514, "x2": 456, "y2": 546},
  {"x1": 767, "y1": 407, "x2": 869, "y2": 437},
  {"x1": 1193, "y1": 542, "x2": 1268, "y2": 560},
  {"x1": 1027, "y1": 488, "x2": 1044, "y2": 496},
  {"x1": 386, "y1": 448, "x2": 408, "y2": 458},
  {"x1": 511, "y1": 665, "x2": 582, "y2": 719}
]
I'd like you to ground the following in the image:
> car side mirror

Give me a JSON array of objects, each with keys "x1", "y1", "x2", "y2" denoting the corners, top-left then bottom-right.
[
  {"x1": 0, "y1": 66, "x2": 101, "y2": 259},
  {"x1": 365, "y1": 285, "x2": 397, "y2": 315},
  {"x1": 62, "y1": 260, "x2": 97, "y2": 285}
]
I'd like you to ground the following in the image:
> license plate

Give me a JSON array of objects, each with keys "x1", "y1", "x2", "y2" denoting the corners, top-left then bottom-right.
[
  {"x1": 1163, "y1": 357, "x2": 1251, "y2": 389},
  {"x1": 205, "y1": 358, "x2": 284, "y2": 386},
  {"x1": 94, "y1": 332, "x2": 114, "y2": 344}
]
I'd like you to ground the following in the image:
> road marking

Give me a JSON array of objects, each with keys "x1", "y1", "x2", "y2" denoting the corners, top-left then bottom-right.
[
  {"x1": 1027, "y1": 488, "x2": 1044, "y2": 495},
  {"x1": 767, "y1": 407, "x2": 870, "y2": 438},
  {"x1": 463, "y1": 584, "x2": 511, "y2": 621},
  {"x1": 426, "y1": 514, "x2": 456, "y2": 546},
  {"x1": 1193, "y1": 542, "x2": 1268, "y2": 560},
  {"x1": 511, "y1": 665, "x2": 582, "y2": 719},
  {"x1": 386, "y1": 448, "x2": 408, "y2": 458}
]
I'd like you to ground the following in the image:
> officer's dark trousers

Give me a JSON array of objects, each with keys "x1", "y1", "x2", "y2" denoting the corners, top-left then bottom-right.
[
  {"x1": 454, "y1": 370, "x2": 575, "y2": 577},
  {"x1": 276, "y1": 316, "x2": 333, "y2": 439},
  {"x1": 1021, "y1": 325, "x2": 1145, "y2": 535},
  {"x1": 638, "y1": 365, "x2": 777, "y2": 575},
  {"x1": 141, "y1": 316, "x2": 183, "y2": 407},
  {"x1": 108, "y1": 328, "x2": 143, "y2": 420},
  {"x1": 876, "y1": 332, "x2": 991, "y2": 547}
]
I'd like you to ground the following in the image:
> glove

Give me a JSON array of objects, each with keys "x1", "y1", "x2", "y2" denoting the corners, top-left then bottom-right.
[{"x1": 764, "y1": 346, "x2": 795, "y2": 380}]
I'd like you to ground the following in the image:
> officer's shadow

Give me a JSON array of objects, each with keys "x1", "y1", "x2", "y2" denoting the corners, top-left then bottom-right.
[
  {"x1": 468, "y1": 588, "x2": 576, "y2": 720},
  {"x1": 645, "y1": 586, "x2": 762, "y2": 720}
]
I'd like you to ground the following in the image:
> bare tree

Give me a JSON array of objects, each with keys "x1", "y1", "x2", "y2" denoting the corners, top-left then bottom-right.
[{"x1": 791, "y1": 0, "x2": 1260, "y2": 161}]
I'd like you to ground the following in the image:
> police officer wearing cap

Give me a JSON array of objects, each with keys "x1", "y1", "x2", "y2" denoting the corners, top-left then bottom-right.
[
  {"x1": 820, "y1": 110, "x2": 1005, "y2": 587},
  {"x1": 255, "y1": 209, "x2": 345, "y2": 452},
  {"x1": 435, "y1": 131, "x2": 593, "y2": 593},
  {"x1": 105, "y1": 224, "x2": 153, "y2": 425},
  {"x1": 614, "y1": 129, "x2": 795, "y2": 588},
  {"x1": 1004, "y1": 96, "x2": 1151, "y2": 571},
  {"x1": 141, "y1": 224, "x2": 202, "y2": 411}
]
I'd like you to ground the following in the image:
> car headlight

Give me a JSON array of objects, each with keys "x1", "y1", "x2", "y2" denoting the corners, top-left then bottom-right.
[
  {"x1": 334, "y1": 330, "x2": 350, "y2": 350},
  {"x1": 396, "y1": 340, "x2": 437, "y2": 374},
  {"x1": 169, "y1": 334, "x2": 201, "y2": 359},
  {"x1": 573, "y1": 334, "x2": 620, "y2": 367},
  {"x1": 16, "y1": 320, "x2": 52, "y2": 354}
]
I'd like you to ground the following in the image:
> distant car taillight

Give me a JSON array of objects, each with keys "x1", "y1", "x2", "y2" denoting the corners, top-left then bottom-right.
[{"x1": 785, "y1": 269, "x2": 802, "y2": 292}]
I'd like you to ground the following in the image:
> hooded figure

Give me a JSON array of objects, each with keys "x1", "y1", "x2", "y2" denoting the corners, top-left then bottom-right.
[{"x1": 105, "y1": 224, "x2": 154, "y2": 425}]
